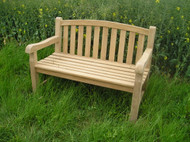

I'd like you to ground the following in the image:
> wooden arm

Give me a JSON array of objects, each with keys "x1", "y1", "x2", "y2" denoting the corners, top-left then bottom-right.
[
  {"x1": 25, "y1": 36, "x2": 59, "y2": 54},
  {"x1": 135, "y1": 48, "x2": 153, "y2": 75}
]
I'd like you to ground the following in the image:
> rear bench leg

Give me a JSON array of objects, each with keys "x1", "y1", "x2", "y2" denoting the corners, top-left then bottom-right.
[
  {"x1": 29, "y1": 52, "x2": 39, "y2": 92},
  {"x1": 129, "y1": 73, "x2": 143, "y2": 121},
  {"x1": 142, "y1": 73, "x2": 149, "y2": 91}
]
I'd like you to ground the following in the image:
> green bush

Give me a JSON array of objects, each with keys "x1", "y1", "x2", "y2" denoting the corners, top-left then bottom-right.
[{"x1": 0, "y1": 0, "x2": 190, "y2": 77}]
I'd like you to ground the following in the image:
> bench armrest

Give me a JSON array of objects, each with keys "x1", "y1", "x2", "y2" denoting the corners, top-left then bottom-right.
[
  {"x1": 135, "y1": 48, "x2": 153, "y2": 75},
  {"x1": 25, "y1": 36, "x2": 59, "y2": 54}
]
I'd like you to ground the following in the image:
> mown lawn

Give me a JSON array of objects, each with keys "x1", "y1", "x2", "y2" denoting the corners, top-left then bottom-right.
[{"x1": 0, "y1": 42, "x2": 190, "y2": 141}]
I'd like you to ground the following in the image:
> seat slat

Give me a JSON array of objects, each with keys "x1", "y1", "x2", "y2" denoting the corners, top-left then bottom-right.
[
  {"x1": 63, "y1": 25, "x2": 68, "y2": 53},
  {"x1": 46, "y1": 55, "x2": 148, "y2": 77},
  {"x1": 70, "y1": 26, "x2": 76, "y2": 55},
  {"x1": 49, "y1": 54, "x2": 139, "y2": 74},
  {"x1": 136, "y1": 34, "x2": 145, "y2": 63},
  {"x1": 117, "y1": 30, "x2": 126, "y2": 63},
  {"x1": 36, "y1": 68, "x2": 134, "y2": 92},
  {"x1": 52, "y1": 53, "x2": 139, "y2": 72},
  {"x1": 53, "y1": 53, "x2": 150, "y2": 72},
  {"x1": 40, "y1": 56, "x2": 147, "y2": 80},
  {"x1": 109, "y1": 28, "x2": 117, "y2": 61},
  {"x1": 127, "y1": 32, "x2": 136, "y2": 64},
  {"x1": 39, "y1": 59, "x2": 135, "y2": 78},
  {"x1": 52, "y1": 53, "x2": 149, "y2": 75},
  {"x1": 36, "y1": 63, "x2": 134, "y2": 87},
  {"x1": 93, "y1": 27, "x2": 100, "y2": 59},
  {"x1": 100, "y1": 27, "x2": 108, "y2": 60},
  {"x1": 39, "y1": 60, "x2": 136, "y2": 83},
  {"x1": 85, "y1": 26, "x2": 92, "y2": 57},
  {"x1": 77, "y1": 26, "x2": 84, "y2": 56},
  {"x1": 46, "y1": 56, "x2": 135, "y2": 75}
]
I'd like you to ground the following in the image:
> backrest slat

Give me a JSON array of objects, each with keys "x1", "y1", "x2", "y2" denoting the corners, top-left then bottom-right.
[
  {"x1": 93, "y1": 27, "x2": 100, "y2": 59},
  {"x1": 117, "y1": 30, "x2": 126, "y2": 63},
  {"x1": 109, "y1": 28, "x2": 117, "y2": 61},
  {"x1": 126, "y1": 32, "x2": 135, "y2": 64},
  {"x1": 77, "y1": 26, "x2": 84, "y2": 56},
  {"x1": 63, "y1": 25, "x2": 68, "y2": 53},
  {"x1": 70, "y1": 25, "x2": 76, "y2": 55},
  {"x1": 100, "y1": 27, "x2": 108, "y2": 60},
  {"x1": 147, "y1": 26, "x2": 156, "y2": 68},
  {"x1": 85, "y1": 26, "x2": 92, "y2": 57},
  {"x1": 61, "y1": 20, "x2": 149, "y2": 35},
  {"x1": 60, "y1": 19, "x2": 154, "y2": 65},
  {"x1": 135, "y1": 34, "x2": 145, "y2": 63},
  {"x1": 55, "y1": 17, "x2": 62, "y2": 53}
]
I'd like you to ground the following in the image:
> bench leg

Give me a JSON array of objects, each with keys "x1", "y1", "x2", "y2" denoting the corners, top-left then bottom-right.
[
  {"x1": 30, "y1": 52, "x2": 38, "y2": 92},
  {"x1": 129, "y1": 74, "x2": 143, "y2": 121},
  {"x1": 30, "y1": 67, "x2": 39, "y2": 92},
  {"x1": 142, "y1": 73, "x2": 149, "y2": 91}
]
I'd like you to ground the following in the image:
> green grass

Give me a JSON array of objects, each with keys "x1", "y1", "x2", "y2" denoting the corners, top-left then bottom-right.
[{"x1": 0, "y1": 42, "x2": 190, "y2": 141}]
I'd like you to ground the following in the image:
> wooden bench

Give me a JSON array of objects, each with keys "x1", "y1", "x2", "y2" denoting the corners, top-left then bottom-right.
[{"x1": 25, "y1": 17, "x2": 156, "y2": 121}]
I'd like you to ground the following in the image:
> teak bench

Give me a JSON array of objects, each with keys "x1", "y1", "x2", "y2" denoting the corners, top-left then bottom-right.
[{"x1": 25, "y1": 17, "x2": 156, "y2": 121}]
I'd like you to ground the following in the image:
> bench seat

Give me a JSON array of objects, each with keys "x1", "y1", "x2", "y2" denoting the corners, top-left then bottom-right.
[
  {"x1": 35, "y1": 53, "x2": 149, "y2": 93},
  {"x1": 26, "y1": 18, "x2": 156, "y2": 121}
]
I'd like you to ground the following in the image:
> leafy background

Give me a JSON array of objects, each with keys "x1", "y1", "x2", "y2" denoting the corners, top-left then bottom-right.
[{"x1": 1, "y1": 0, "x2": 190, "y2": 78}]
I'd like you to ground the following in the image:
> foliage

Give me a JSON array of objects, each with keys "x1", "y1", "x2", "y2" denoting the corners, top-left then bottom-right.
[
  {"x1": 0, "y1": 42, "x2": 190, "y2": 141},
  {"x1": 0, "y1": 0, "x2": 190, "y2": 75}
]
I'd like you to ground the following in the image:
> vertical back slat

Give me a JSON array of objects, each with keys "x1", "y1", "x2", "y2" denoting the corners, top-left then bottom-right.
[
  {"x1": 100, "y1": 27, "x2": 108, "y2": 60},
  {"x1": 135, "y1": 34, "x2": 145, "y2": 63},
  {"x1": 70, "y1": 26, "x2": 76, "y2": 55},
  {"x1": 109, "y1": 28, "x2": 117, "y2": 61},
  {"x1": 63, "y1": 25, "x2": 68, "y2": 53},
  {"x1": 117, "y1": 30, "x2": 126, "y2": 63},
  {"x1": 85, "y1": 26, "x2": 92, "y2": 57},
  {"x1": 126, "y1": 32, "x2": 135, "y2": 64},
  {"x1": 77, "y1": 26, "x2": 84, "y2": 56},
  {"x1": 93, "y1": 26, "x2": 100, "y2": 59}
]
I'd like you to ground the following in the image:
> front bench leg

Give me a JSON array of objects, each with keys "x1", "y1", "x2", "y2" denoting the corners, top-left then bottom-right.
[
  {"x1": 29, "y1": 52, "x2": 39, "y2": 92},
  {"x1": 129, "y1": 73, "x2": 143, "y2": 121}
]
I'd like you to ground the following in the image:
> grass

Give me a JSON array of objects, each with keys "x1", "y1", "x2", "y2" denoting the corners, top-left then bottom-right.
[{"x1": 0, "y1": 42, "x2": 190, "y2": 141}]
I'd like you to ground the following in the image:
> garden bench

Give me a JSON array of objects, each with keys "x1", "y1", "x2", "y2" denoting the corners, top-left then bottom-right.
[{"x1": 25, "y1": 17, "x2": 156, "y2": 121}]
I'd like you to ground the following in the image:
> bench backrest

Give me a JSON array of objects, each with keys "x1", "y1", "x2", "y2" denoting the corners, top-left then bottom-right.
[{"x1": 55, "y1": 17, "x2": 156, "y2": 65}]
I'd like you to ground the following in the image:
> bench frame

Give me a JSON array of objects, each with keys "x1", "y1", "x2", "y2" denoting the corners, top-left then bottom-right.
[{"x1": 25, "y1": 17, "x2": 156, "y2": 121}]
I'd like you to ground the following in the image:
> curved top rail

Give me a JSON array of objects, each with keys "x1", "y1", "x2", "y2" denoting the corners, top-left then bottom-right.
[{"x1": 61, "y1": 20, "x2": 149, "y2": 35}]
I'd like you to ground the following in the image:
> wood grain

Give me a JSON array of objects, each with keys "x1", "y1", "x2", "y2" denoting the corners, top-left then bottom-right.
[
  {"x1": 63, "y1": 25, "x2": 69, "y2": 53},
  {"x1": 70, "y1": 25, "x2": 76, "y2": 55},
  {"x1": 93, "y1": 27, "x2": 100, "y2": 59},
  {"x1": 117, "y1": 30, "x2": 126, "y2": 63}
]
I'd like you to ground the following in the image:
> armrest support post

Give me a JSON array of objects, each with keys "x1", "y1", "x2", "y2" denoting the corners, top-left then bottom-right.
[
  {"x1": 135, "y1": 48, "x2": 153, "y2": 75},
  {"x1": 29, "y1": 52, "x2": 38, "y2": 91},
  {"x1": 55, "y1": 17, "x2": 63, "y2": 53},
  {"x1": 147, "y1": 26, "x2": 156, "y2": 68},
  {"x1": 29, "y1": 51, "x2": 38, "y2": 63}
]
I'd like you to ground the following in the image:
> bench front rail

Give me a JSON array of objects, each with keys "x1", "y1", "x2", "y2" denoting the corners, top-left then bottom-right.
[{"x1": 26, "y1": 17, "x2": 156, "y2": 121}]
